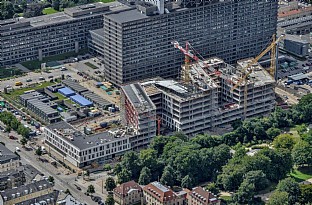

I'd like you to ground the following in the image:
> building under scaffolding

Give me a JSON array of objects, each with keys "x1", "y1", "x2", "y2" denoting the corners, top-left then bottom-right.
[{"x1": 122, "y1": 57, "x2": 275, "y2": 136}]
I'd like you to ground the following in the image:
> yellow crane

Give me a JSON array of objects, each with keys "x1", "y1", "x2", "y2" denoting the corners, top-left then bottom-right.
[{"x1": 230, "y1": 34, "x2": 285, "y2": 119}]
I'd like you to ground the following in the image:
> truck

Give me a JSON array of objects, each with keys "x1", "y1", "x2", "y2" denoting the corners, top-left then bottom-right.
[{"x1": 15, "y1": 82, "x2": 23, "y2": 86}]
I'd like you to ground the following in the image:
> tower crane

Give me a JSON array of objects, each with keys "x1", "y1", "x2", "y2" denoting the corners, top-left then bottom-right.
[
  {"x1": 230, "y1": 34, "x2": 285, "y2": 119},
  {"x1": 172, "y1": 41, "x2": 221, "y2": 83}
]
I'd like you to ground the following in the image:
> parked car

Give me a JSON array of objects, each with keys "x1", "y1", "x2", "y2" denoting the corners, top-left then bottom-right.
[
  {"x1": 39, "y1": 77, "x2": 45, "y2": 81},
  {"x1": 26, "y1": 79, "x2": 32, "y2": 82},
  {"x1": 48, "y1": 76, "x2": 53, "y2": 79}
]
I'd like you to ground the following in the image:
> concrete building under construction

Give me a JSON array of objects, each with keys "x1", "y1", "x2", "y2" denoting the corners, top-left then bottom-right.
[{"x1": 121, "y1": 57, "x2": 275, "y2": 136}]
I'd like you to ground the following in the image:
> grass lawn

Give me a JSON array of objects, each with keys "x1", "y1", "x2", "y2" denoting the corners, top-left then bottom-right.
[
  {"x1": 54, "y1": 92, "x2": 67, "y2": 100},
  {"x1": 220, "y1": 196, "x2": 232, "y2": 202},
  {"x1": 21, "y1": 49, "x2": 88, "y2": 70},
  {"x1": 289, "y1": 127, "x2": 301, "y2": 139},
  {"x1": 290, "y1": 166, "x2": 312, "y2": 182},
  {"x1": 42, "y1": 7, "x2": 59, "y2": 15},
  {"x1": 84, "y1": 62, "x2": 99, "y2": 69},
  {"x1": 0, "y1": 67, "x2": 23, "y2": 79},
  {"x1": 3, "y1": 82, "x2": 56, "y2": 100}
]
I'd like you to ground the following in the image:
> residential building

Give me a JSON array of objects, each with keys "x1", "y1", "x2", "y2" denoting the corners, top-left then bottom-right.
[
  {"x1": 57, "y1": 194, "x2": 83, "y2": 205},
  {"x1": 19, "y1": 90, "x2": 61, "y2": 124},
  {"x1": 88, "y1": 29, "x2": 105, "y2": 60},
  {"x1": 44, "y1": 121, "x2": 133, "y2": 168},
  {"x1": 0, "y1": 168, "x2": 26, "y2": 191},
  {"x1": 185, "y1": 187, "x2": 220, "y2": 205},
  {"x1": 101, "y1": 0, "x2": 278, "y2": 85},
  {"x1": 283, "y1": 35, "x2": 309, "y2": 57},
  {"x1": 123, "y1": 57, "x2": 275, "y2": 136},
  {"x1": 0, "y1": 144, "x2": 20, "y2": 172},
  {"x1": 143, "y1": 181, "x2": 186, "y2": 205},
  {"x1": 114, "y1": 180, "x2": 143, "y2": 205},
  {"x1": 0, "y1": 179, "x2": 57, "y2": 205},
  {"x1": 0, "y1": 2, "x2": 129, "y2": 66}
]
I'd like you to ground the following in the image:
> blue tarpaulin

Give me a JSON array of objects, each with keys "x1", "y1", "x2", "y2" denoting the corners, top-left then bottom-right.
[
  {"x1": 58, "y1": 87, "x2": 75, "y2": 97},
  {"x1": 70, "y1": 94, "x2": 93, "y2": 107}
]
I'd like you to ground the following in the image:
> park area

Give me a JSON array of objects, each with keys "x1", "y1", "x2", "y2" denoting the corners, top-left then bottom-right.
[{"x1": 0, "y1": 67, "x2": 23, "y2": 79}]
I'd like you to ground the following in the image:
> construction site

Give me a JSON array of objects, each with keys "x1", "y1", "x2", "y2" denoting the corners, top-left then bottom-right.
[{"x1": 121, "y1": 35, "x2": 284, "y2": 136}]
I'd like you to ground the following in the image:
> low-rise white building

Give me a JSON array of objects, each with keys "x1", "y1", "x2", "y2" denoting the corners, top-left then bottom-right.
[{"x1": 44, "y1": 122, "x2": 132, "y2": 168}]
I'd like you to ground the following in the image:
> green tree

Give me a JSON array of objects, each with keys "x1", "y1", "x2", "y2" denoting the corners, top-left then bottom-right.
[
  {"x1": 105, "y1": 177, "x2": 116, "y2": 191},
  {"x1": 113, "y1": 163, "x2": 122, "y2": 175},
  {"x1": 273, "y1": 134, "x2": 297, "y2": 150},
  {"x1": 300, "y1": 184, "x2": 312, "y2": 204},
  {"x1": 244, "y1": 170, "x2": 269, "y2": 192},
  {"x1": 103, "y1": 164, "x2": 112, "y2": 171},
  {"x1": 138, "y1": 167, "x2": 151, "y2": 185},
  {"x1": 48, "y1": 176, "x2": 54, "y2": 184},
  {"x1": 21, "y1": 0, "x2": 27, "y2": 10},
  {"x1": 35, "y1": 147, "x2": 42, "y2": 156},
  {"x1": 105, "y1": 194, "x2": 115, "y2": 205},
  {"x1": 206, "y1": 183, "x2": 220, "y2": 195},
  {"x1": 181, "y1": 175, "x2": 194, "y2": 189},
  {"x1": 117, "y1": 169, "x2": 131, "y2": 184},
  {"x1": 87, "y1": 185, "x2": 95, "y2": 194},
  {"x1": 139, "y1": 149, "x2": 157, "y2": 169},
  {"x1": 173, "y1": 131, "x2": 187, "y2": 141},
  {"x1": 276, "y1": 178, "x2": 301, "y2": 205},
  {"x1": 266, "y1": 127, "x2": 281, "y2": 139},
  {"x1": 160, "y1": 165, "x2": 175, "y2": 187},
  {"x1": 267, "y1": 191, "x2": 289, "y2": 205},
  {"x1": 120, "y1": 151, "x2": 141, "y2": 180},
  {"x1": 296, "y1": 124, "x2": 307, "y2": 136},
  {"x1": 10, "y1": 119, "x2": 19, "y2": 130},
  {"x1": 52, "y1": 0, "x2": 60, "y2": 10},
  {"x1": 232, "y1": 180, "x2": 255, "y2": 204},
  {"x1": 149, "y1": 136, "x2": 178, "y2": 156},
  {"x1": 292, "y1": 140, "x2": 312, "y2": 166},
  {"x1": 0, "y1": 1, "x2": 15, "y2": 20},
  {"x1": 20, "y1": 138, "x2": 28, "y2": 146},
  {"x1": 5, "y1": 126, "x2": 11, "y2": 133}
]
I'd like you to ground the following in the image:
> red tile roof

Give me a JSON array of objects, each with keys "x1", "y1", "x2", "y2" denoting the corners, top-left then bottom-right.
[
  {"x1": 188, "y1": 187, "x2": 219, "y2": 205},
  {"x1": 114, "y1": 180, "x2": 142, "y2": 197},
  {"x1": 143, "y1": 182, "x2": 176, "y2": 202}
]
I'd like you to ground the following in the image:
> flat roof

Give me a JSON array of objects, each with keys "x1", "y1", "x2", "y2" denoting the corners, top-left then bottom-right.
[
  {"x1": 46, "y1": 122, "x2": 130, "y2": 150},
  {"x1": 58, "y1": 87, "x2": 75, "y2": 96},
  {"x1": 62, "y1": 79, "x2": 88, "y2": 93},
  {"x1": 81, "y1": 91, "x2": 112, "y2": 107},
  {"x1": 28, "y1": 99, "x2": 58, "y2": 115},
  {"x1": 122, "y1": 83, "x2": 155, "y2": 113},
  {"x1": 90, "y1": 28, "x2": 105, "y2": 37},
  {"x1": 0, "y1": 144, "x2": 19, "y2": 164},
  {"x1": 70, "y1": 94, "x2": 93, "y2": 107},
  {"x1": 288, "y1": 72, "x2": 309, "y2": 81},
  {"x1": 105, "y1": 8, "x2": 148, "y2": 23}
]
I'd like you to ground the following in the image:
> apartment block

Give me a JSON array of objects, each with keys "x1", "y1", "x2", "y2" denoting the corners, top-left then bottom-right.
[
  {"x1": 0, "y1": 144, "x2": 20, "y2": 173},
  {"x1": 0, "y1": 169, "x2": 26, "y2": 191},
  {"x1": 185, "y1": 187, "x2": 220, "y2": 205},
  {"x1": 143, "y1": 182, "x2": 186, "y2": 205},
  {"x1": 102, "y1": 0, "x2": 278, "y2": 85},
  {"x1": 0, "y1": 2, "x2": 128, "y2": 66},
  {"x1": 124, "y1": 57, "x2": 275, "y2": 136},
  {"x1": 114, "y1": 180, "x2": 143, "y2": 205}
]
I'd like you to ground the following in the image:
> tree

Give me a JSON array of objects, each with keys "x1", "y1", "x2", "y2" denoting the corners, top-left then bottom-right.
[
  {"x1": 206, "y1": 183, "x2": 220, "y2": 195},
  {"x1": 181, "y1": 175, "x2": 194, "y2": 189},
  {"x1": 20, "y1": 138, "x2": 28, "y2": 146},
  {"x1": 105, "y1": 194, "x2": 115, "y2": 205},
  {"x1": 103, "y1": 164, "x2": 112, "y2": 171},
  {"x1": 273, "y1": 134, "x2": 297, "y2": 150},
  {"x1": 267, "y1": 191, "x2": 289, "y2": 205},
  {"x1": 276, "y1": 178, "x2": 301, "y2": 205},
  {"x1": 113, "y1": 163, "x2": 122, "y2": 175},
  {"x1": 232, "y1": 180, "x2": 255, "y2": 204},
  {"x1": 300, "y1": 184, "x2": 312, "y2": 204},
  {"x1": 160, "y1": 165, "x2": 175, "y2": 187},
  {"x1": 117, "y1": 169, "x2": 131, "y2": 184},
  {"x1": 48, "y1": 176, "x2": 54, "y2": 184},
  {"x1": 64, "y1": 189, "x2": 71, "y2": 195},
  {"x1": 21, "y1": 0, "x2": 27, "y2": 10},
  {"x1": 120, "y1": 151, "x2": 141, "y2": 180},
  {"x1": 0, "y1": 1, "x2": 15, "y2": 20},
  {"x1": 23, "y1": 3, "x2": 45, "y2": 18},
  {"x1": 105, "y1": 177, "x2": 116, "y2": 191},
  {"x1": 139, "y1": 149, "x2": 157, "y2": 169},
  {"x1": 292, "y1": 140, "x2": 312, "y2": 166},
  {"x1": 138, "y1": 167, "x2": 151, "y2": 185},
  {"x1": 266, "y1": 127, "x2": 281, "y2": 139},
  {"x1": 87, "y1": 185, "x2": 95, "y2": 194},
  {"x1": 36, "y1": 147, "x2": 42, "y2": 156},
  {"x1": 5, "y1": 126, "x2": 11, "y2": 133},
  {"x1": 244, "y1": 170, "x2": 269, "y2": 192},
  {"x1": 52, "y1": 0, "x2": 60, "y2": 11}
]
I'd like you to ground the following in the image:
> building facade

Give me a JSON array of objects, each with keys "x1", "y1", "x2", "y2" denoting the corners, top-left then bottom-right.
[
  {"x1": 283, "y1": 35, "x2": 309, "y2": 57},
  {"x1": 102, "y1": 0, "x2": 278, "y2": 85},
  {"x1": 186, "y1": 187, "x2": 220, "y2": 205},
  {"x1": 0, "y1": 3, "x2": 111, "y2": 66},
  {"x1": 114, "y1": 180, "x2": 143, "y2": 205},
  {"x1": 143, "y1": 182, "x2": 186, "y2": 205},
  {"x1": 124, "y1": 57, "x2": 275, "y2": 136},
  {"x1": 0, "y1": 144, "x2": 20, "y2": 172}
]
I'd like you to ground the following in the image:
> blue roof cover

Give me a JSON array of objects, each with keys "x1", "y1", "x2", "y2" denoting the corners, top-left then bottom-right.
[
  {"x1": 70, "y1": 94, "x2": 93, "y2": 107},
  {"x1": 58, "y1": 87, "x2": 75, "y2": 97}
]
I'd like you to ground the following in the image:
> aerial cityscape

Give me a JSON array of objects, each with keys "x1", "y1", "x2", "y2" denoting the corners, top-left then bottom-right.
[{"x1": 0, "y1": 0, "x2": 312, "y2": 204}]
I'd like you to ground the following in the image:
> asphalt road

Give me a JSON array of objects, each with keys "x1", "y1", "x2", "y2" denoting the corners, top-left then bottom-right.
[{"x1": 0, "y1": 131, "x2": 97, "y2": 205}]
